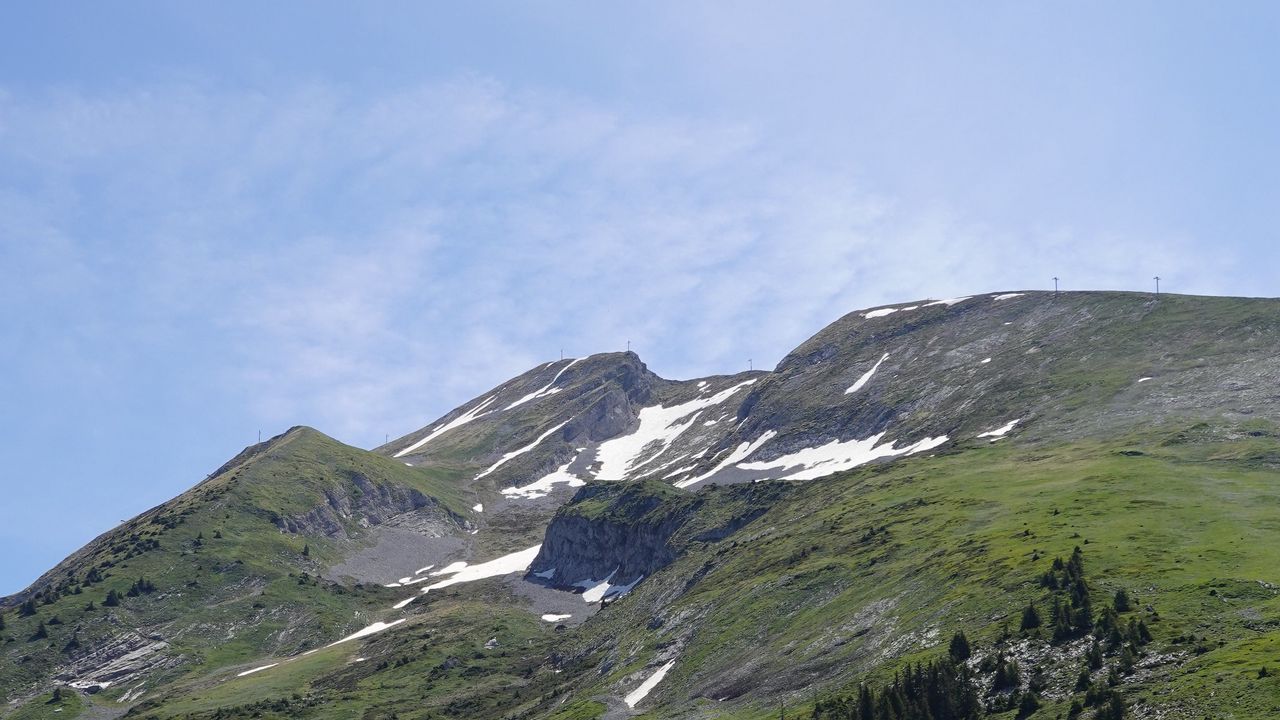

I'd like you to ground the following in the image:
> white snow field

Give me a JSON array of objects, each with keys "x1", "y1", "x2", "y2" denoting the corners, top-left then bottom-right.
[
  {"x1": 327, "y1": 619, "x2": 407, "y2": 648},
  {"x1": 738, "y1": 432, "x2": 949, "y2": 481},
  {"x1": 674, "y1": 430, "x2": 777, "y2": 488},
  {"x1": 924, "y1": 296, "x2": 971, "y2": 307},
  {"x1": 863, "y1": 304, "x2": 918, "y2": 319},
  {"x1": 993, "y1": 293, "x2": 1025, "y2": 301},
  {"x1": 475, "y1": 420, "x2": 569, "y2": 480},
  {"x1": 977, "y1": 419, "x2": 1020, "y2": 439},
  {"x1": 236, "y1": 663, "x2": 278, "y2": 677},
  {"x1": 846, "y1": 353, "x2": 889, "y2": 394},
  {"x1": 624, "y1": 659, "x2": 677, "y2": 708},
  {"x1": 594, "y1": 380, "x2": 756, "y2": 480},
  {"x1": 501, "y1": 455, "x2": 585, "y2": 499},
  {"x1": 393, "y1": 545, "x2": 542, "y2": 609},
  {"x1": 541, "y1": 614, "x2": 572, "y2": 622},
  {"x1": 504, "y1": 358, "x2": 581, "y2": 411},
  {"x1": 395, "y1": 395, "x2": 498, "y2": 457}
]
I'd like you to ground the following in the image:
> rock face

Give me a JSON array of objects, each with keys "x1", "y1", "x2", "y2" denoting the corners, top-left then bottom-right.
[
  {"x1": 527, "y1": 480, "x2": 788, "y2": 593},
  {"x1": 528, "y1": 483, "x2": 692, "y2": 588},
  {"x1": 272, "y1": 472, "x2": 456, "y2": 538},
  {"x1": 56, "y1": 631, "x2": 176, "y2": 693}
]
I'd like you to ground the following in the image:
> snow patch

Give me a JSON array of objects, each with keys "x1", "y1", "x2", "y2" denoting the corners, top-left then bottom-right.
[
  {"x1": 979, "y1": 357, "x2": 991, "y2": 364},
  {"x1": 327, "y1": 619, "x2": 407, "y2": 647},
  {"x1": 504, "y1": 359, "x2": 581, "y2": 411},
  {"x1": 1138, "y1": 377, "x2": 1152, "y2": 382},
  {"x1": 501, "y1": 455, "x2": 585, "y2": 499},
  {"x1": 675, "y1": 431, "x2": 777, "y2": 488},
  {"x1": 845, "y1": 353, "x2": 889, "y2": 394},
  {"x1": 739, "y1": 432, "x2": 949, "y2": 481},
  {"x1": 993, "y1": 293, "x2": 1025, "y2": 301},
  {"x1": 595, "y1": 380, "x2": 756, "y2": 480},
  {"x1": 472, "y1": 503, "x2": 484, "y2": 513},
  {"x1": 977, "y1": 419, "x2": 1020, "y2": 439},
  {"x1": 863, "y1": 307, "x2": 898, "y2": 319},
  {"x1": 576, "y1": 570, "x2": 617, "y2": 603},
  {"x1": 237, "y1": 663, "x2": 278, "y2": 677},
  {"x1": 541, "y1": 613, "x2": 572, "y2": 622},
  {"x1": 395, "y1": 395, "x2": 498, "y2": 457},
  {"x1": 475, "y1": 420, "x2": 569, "y2": 480},
  {"x1": 625, "y1": 659, "x2": 677, "y2": 708},
  {"x1": 394, "y1": 545, "x2": 541, "y2": 609},
  {"x1": 924, "y1": 296, "x2": 971, "y2": 307}
]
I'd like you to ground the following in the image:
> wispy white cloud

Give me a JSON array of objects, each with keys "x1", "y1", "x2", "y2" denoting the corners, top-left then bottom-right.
[{"x1": 0, "y1": 78, "x2": 1231, "y2": 449}]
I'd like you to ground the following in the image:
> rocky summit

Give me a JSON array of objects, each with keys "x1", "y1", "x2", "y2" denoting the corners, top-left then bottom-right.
[{"x1": 4, "y1": 290, "x2": 1280, "y2": 719}]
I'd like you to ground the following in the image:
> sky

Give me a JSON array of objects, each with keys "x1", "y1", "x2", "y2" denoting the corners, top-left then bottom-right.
[{"x1": 1, "y1": 2, "x2": 1278, "y2": 594}]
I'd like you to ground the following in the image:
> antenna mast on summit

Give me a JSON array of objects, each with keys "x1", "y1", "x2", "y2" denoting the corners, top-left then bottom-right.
[
  {"x1": 1154, "y1": 276, "x2": 1161, "y2": 296},
  {"x1": 1053, "y1": 277, "x2": 1059, "y2": 296}
]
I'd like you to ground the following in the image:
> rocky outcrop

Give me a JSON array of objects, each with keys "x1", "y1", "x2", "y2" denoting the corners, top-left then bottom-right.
[
  {"x1": 273, "y1": 472, "x2": 452, "y2": 538},
  {"x1": 55, "y1": 630, "x2": 177, "y2": 694},
  {"x1": 527, "y1": 482, "x2": 692, "y2": 588}
]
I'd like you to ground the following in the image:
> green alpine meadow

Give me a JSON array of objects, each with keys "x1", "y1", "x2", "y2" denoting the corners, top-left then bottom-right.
[{"x1": 4, "y1": 291, "x2": 1279, "y2": 719}]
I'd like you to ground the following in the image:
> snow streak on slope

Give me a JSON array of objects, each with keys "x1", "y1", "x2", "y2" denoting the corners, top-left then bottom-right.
[
  {"x1": 326, "y1": 620, "x2": 407, "y2": 648},
  {"x1": 393, "y1": 545, "x2": 542, "y2": 609},
  {"x1": 846, "y1": 353, "x2": 889, "y2": 394},
  {"x1": 977, "y1": 419, "x2": 1020, "y2": 439},
  {"x1": 501, "y1": 455, "x2": 584, "y2": 499},
  {"x1": 924, "y1": 296, "x2": 971, "y2": 307},
  {"x1": 738, "y1": 432, "x2": 948, "y2": 481},
  {"x1": 674, "y1": 430, "x2": 777, "y2": 488},
  {"x1": 475, "y1": 421, "x2": 569, "y2": 479},
  {"x1": 572, "y1": 569, "x2": 643, "y2": 603},
  {"x1": 504, "y1": 359, "x2": 581, "y2": 411},
  {"x1": 395, "y1": 395, "x2": 499, "y2": 457},
  {"x1": 594, "y1": 380, "x2": 756, "y2": 480},
  {"x1": 624, "y1": 659, "x2": 677, "y2": 708},
  {"x1": 864, "y1": 305, "x2": 918, "y2": 319}
]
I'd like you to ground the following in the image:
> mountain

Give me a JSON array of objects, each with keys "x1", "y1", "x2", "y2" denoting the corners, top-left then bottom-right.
[{"x1": 3, "y1": 290, "x2": 1279, "y2": 720}]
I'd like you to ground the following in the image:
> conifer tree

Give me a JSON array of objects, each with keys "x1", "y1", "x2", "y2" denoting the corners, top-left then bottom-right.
[
  {"x1": 1020, "y1": 602, "x2": 1042, "y2": 631},
  {"x1": 104, "y1": 589, "x2": 120, "y2": 607},
  {"x1": 19, "y1": 599, "x2": 37, "y2": 617},
  {"x1": 949, "y1": 631, "x2": 972, "y2": 663},
  {"x1": 31, "y1": 621, "x2": 48, "y2": 641}
]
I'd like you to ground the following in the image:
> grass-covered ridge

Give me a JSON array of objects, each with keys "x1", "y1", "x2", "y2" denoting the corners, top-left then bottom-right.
[
  {"x1": 73, "y1": 417, "x2": 1280, "y2": 719},
  {"x1": 0, "y1": 427, "x2": 469, "y2": 711}
]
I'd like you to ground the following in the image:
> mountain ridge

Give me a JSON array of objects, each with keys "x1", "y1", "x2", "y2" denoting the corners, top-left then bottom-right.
[{"x1": 4, "y1": 289, "x2": 1280, "y2": 719}]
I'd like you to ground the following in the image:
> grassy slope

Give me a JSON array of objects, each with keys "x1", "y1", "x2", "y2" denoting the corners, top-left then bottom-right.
[
  {"x1": 0, "y1": 427, "x2": 469, "y2": 712},
  {"x1": 616, "y1": 423, "x2": 1280, "y2": 718},
  {"x1": 104, "y1": 418, "x2": 1280, "y2": 719}
]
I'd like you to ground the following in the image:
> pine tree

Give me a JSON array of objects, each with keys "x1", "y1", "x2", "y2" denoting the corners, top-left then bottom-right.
[
  {"x1": 1086, "y1": 641, "x2": 1104, "y2": 670},
  {"x1": 19, "y1": 599, "x2": 37, "y2": 617},
  {"x1": 1016, "y1": 691, "x2": 1041, "y2": 719},
  {"x1": 302, "y1": 543, "x2": 311, "y2": 557},
  {"x1": 0, "y1": 612, "x2": 5, "y2": 631},
  {"x1": 1075, "y1": 667, "x2": 1092, "y2": 692},
  {"x1": 949, "y1": 631, "x2": 972, "y2": 663},
  {"x1": 31, "y1": 621, "x2": 48, "y2": 641},
  {"x1": 1020, "y1": 602, "x2": 1042, "y2": 631},
  {"x1": 1113, "y1": 588, "x2": 1131, "y2": 612},
  {"x1": 104, "y1": 589, "x2": 120, "y2": 607}
]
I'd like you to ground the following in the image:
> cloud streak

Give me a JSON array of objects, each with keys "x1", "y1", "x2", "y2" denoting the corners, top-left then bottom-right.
[{"x1": 0, "y1": 78, "x2": 1233, "y2": 454}]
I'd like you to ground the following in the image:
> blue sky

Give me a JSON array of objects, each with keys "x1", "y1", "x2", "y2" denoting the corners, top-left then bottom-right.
[{"x1": 1, "y1": 2, "x2": 1277, "y2": 594}]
